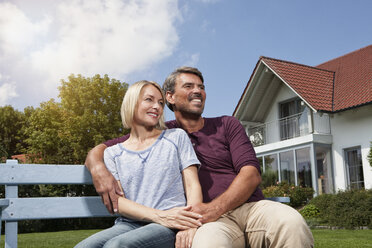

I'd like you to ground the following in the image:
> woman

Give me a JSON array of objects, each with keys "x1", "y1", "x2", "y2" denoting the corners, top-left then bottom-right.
[{"x1": 75, "y1": 80, "x2": 202, "y2": 248}]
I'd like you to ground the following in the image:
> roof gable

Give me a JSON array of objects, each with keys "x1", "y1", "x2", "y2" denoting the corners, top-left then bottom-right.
[
  {"x1": 234, "y1": 45, "x2": 372, "y2": 116},
  {"x1": 261, "y1": 57, "x2": 334, "y2": 112}
]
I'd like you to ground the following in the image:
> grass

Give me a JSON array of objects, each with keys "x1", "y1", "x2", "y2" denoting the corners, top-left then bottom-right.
[
  {"x1": 1, "y1": 229, "x2": 372, "y2": 247},
  {"x1": 0, "y1": 229, "x2": 97, "y2": 248},
  {"x1": 312, "y1": 229, "x2": 372, "y2": 248}
]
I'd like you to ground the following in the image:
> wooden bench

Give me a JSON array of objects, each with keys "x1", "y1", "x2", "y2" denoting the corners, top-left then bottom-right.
[
  {"x1": 0, "y1": 159, "x2": 113, "y2": 248},
  {"x1": 1, "y1": 159, "x2": 290, "y2": 248}
]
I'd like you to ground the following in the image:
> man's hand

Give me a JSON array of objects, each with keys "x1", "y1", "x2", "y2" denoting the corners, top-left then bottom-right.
[
  {"x1": 191, "y1": 202, "x2": 224, "y2": 223},
  {"x1": 175, "y1": 228, "x2": 197, "y2": 248},
  {"x1": 192, "y1": 166, "x2": 262, "y2": 223},
  {"x1": 91, "y1": 162, "x2": 123, "y2": 214},
  {"x1": 85, "y1": 144, "x2": 123, "y2": 214}
]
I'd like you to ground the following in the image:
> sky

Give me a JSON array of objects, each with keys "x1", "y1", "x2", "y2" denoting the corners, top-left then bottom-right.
[{"x1": 1, "y1": 0, "x2": 372, "y2": 120}]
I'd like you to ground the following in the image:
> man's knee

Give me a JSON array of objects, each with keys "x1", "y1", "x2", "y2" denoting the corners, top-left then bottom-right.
[
  {"x1": 268, "y1": 204, "x2": 314, "y2": 247},
  {"x1": 192, "y1": 222, "x2": 245, "y2": 248}
]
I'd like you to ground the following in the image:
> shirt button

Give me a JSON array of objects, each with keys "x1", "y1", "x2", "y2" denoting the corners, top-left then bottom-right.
[{"x1": 192, "y1": 143, "x2": 195, "y2": 146}]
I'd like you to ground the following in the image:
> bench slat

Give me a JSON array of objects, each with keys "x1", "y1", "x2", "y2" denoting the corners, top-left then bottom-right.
[
  {"x1": 1, "y1": 196, "x2": 114, "y2": 221},
  {"x1": 0, "y1": 164, "x2": 93, "y2": 184},
  {"x1": 0, "y1": 199, "x2": 10, "y2": 209}
]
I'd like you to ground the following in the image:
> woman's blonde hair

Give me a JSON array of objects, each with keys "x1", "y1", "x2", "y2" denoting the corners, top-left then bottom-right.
[{"x1": 121, "y1": 80, "x2": 166, "y2": 130}]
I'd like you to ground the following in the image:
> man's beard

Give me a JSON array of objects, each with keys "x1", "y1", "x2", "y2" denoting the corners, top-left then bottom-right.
[{"x1": 175, "y1": 94, "x2": 205, "y2": 116}]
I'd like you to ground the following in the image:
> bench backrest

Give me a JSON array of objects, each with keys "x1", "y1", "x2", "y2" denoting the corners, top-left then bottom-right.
[
  {"x1": 1, "y1": 160, "x2": 290, "y2": 248},
  {"x1": 0, "y1": 160, "x2": 112, "y2": 248}
]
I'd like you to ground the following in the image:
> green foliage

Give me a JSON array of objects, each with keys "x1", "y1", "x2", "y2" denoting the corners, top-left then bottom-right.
[
  {"x1": 310, "y1": 189, "x2": 372, "y2": 229},
  {"x1": 300, "y1": 204, "x2": 320, "y2": 219},
  {"x1": 0, "y1": 105, "x2": 29, "y2": 158},
  {"x1": 24, "y1": 99, "x2": 72, "y2": 164},
  {"x1": 262, "y1": 181, "x2": 314, "y2": 208},
  {"x1": 58, "y1": 74, "x2": 128, "y2": 162},
  {"x1": 24, "y1": 74, "x2": 128, "y2": 164},
  {"x1": 368, "y1": 141, "x2": 372, "y2": 167}
]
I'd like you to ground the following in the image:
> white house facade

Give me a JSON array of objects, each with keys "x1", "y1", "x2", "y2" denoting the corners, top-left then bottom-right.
[{"x1": 233, "y1": 45, "x2": 372, "y2": 196}]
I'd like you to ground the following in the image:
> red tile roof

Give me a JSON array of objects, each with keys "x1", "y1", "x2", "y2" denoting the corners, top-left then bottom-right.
[
  {"x1": 256, "y1": 45, "x2": 372, "y2": 112},
  {"x1": 261, "y1": 57, "x2": 335, "y2": 112},
  {"x1": 316, "y1": 45, "x2": 372, "y2": 111}
]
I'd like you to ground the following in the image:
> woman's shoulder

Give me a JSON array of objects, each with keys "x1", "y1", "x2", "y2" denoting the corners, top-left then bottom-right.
[
  {"x1": 162, "y1": 128, "x2": 188, "y2": 141},
  {"x1": 104, "y1": 143, "x2": 123, "y2": 157},
  {"x1": 164, "y1": 128, "x2": 187, "y2": 135}
]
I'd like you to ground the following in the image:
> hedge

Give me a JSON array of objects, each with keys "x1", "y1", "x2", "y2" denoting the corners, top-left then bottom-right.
[{"x1": 308, "y1": 189, "x2": 372, "y2": 229}]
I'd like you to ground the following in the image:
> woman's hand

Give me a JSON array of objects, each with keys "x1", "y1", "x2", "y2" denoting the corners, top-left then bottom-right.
[
  {"x1": 176, "y1": 228, "x2": 198, "y2": 248},
  {"x1": 155, "y1": 206, "x2": 202, "y2": 230}
]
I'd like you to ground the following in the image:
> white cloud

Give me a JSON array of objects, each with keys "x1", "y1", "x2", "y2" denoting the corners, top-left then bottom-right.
[
  {"x1": 0, "y1": 81, "x2": 18, "y2": 106},
  {"x1": 0, "y1": 2, "x2": 51, "y2": 56},
  {"x1": 0, "y1": 0, "x2": 181, "y2": 108}
]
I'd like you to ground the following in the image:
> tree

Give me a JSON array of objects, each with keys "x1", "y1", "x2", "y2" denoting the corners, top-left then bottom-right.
[
  {"x1": 0, "y1": 105, "x2": 28, "y2": 159},
  {"x1": 59, "y1": 74, "x2": 128, "y2": 163},
  {"x1": 24, "y1": 99, "x2": 71, "y2": 163},
  {"x1": 25, "y1": 74, "x2": 128, "y2": 164}
]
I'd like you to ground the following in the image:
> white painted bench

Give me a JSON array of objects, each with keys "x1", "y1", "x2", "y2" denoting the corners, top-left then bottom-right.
[
  {"x1": 1, "y1": 159, "x2": 289, "y2": 248},
  {"x1": 0, "y1": 160, "x2": 113, "y2": 248}
]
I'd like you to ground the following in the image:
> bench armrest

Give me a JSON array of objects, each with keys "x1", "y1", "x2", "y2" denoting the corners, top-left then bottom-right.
[{"x1": 265, "y1": 197, "x2": 290, "y2": 203}]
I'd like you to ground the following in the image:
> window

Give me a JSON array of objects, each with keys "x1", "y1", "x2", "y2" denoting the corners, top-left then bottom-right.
[
  {"x1": 296, "y1": 147, "x2": 312, "y2": 188},
  {"x1": 258, "y1": 156, "x2": 263, "y2": 174},
  {"x1": 279, "y1": 150, "x2": 295, "y2": 185},
  {"x1": 263, "y1": 154, "x2": 279, "y2": 186},
  {"x1": 345, "y1": 147, "x2": 364, "y2": 189},
  {"x1": 316, "y1": 146, "x2": 334, "y2": 194},
  {"x1": 279, "y1": 98, "x2": 308, "y2": 140}
]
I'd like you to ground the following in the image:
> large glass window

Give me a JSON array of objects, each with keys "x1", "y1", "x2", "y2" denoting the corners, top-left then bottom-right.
[
  {"x1": 263, "y1": 154, "x2": 279, "y2": 186},
  {"x1": 316, "y1": 146, "x2": 334, "y2": 194},
  {"x1": 280, "y1": 151, "x2": 295, "y2": 184},
  {"x1": 258, "y1": 156, "x2": 263, "y2": 174},
  {"x1": 345, "y1": 147, "x2": 364, "y2": 189},
  {"x1": 296, "y1": 147, "x2": 312, "y2": 187}
]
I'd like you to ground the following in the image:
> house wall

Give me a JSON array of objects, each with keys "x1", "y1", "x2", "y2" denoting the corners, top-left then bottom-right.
[{"x1": 330, "y1": 104, "x2": 372, "y2": 190}]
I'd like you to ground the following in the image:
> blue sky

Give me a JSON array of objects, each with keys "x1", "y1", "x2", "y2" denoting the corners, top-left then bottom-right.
[{"x1": 1, "y1": 0, "x2": 371, "y2": 121}]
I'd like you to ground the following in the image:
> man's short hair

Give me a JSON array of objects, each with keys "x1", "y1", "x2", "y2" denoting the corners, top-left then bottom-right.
[
  {"x1": 163, "y1": 66, "x2": 204, "y2": 111},
  {"x1": 121, "y1": 80, "x2": 166, "y2": 129}
]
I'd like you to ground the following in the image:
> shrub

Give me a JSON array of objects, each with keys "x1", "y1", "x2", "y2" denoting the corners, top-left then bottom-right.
[
  {"x1": 262, "y1": 181, "x2": 314, "y2": 208},
  {"x1": 300, "y1": 204, "x2": 320, "y2": 219},
  {"x1": 310, "y1": 189, "x2": 372, "y2": 229}
]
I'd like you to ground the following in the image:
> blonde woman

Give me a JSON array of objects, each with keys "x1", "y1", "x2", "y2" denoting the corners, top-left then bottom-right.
[{"x1": 75, "y1": 81, "x2": 202, "y2": 248}]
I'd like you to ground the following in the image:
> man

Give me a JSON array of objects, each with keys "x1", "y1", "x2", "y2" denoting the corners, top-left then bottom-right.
[{"x1": 85, "y1": 67, "x2": 314, "y2": 247}]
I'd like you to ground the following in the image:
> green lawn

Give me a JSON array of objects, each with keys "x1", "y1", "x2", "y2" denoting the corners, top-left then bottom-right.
[
  {"x1": 1, "y1": 229, "x2": 372, "y2": 247},
  {"x1": 311, "y1": 229, "x2": 372, "y2": 248}
]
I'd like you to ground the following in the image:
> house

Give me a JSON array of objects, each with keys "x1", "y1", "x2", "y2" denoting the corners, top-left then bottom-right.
[{"x1": 233, "y1": 45, "x2": 372, "y2": 195}]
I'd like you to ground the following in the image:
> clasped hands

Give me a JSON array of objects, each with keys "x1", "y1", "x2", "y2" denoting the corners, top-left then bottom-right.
[{"x1": 157, "y1": 203, "x2": 223, "y2": 248}]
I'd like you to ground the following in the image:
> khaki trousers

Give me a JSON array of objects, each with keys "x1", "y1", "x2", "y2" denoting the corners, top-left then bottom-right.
[{"x1": 192, "y1": 200, "x2": 314, "y2": 248}]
